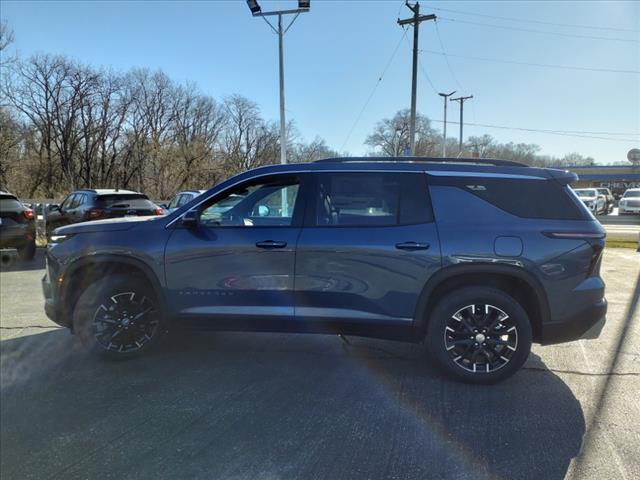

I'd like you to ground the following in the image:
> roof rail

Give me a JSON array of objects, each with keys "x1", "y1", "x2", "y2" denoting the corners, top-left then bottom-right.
[{"x1": 314, "y1": 157, "x2": 530, "y2": 168}]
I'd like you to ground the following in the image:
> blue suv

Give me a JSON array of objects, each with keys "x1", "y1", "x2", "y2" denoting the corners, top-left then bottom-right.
[{"x1": 42, "y1": 158, "x2": 607, "y2": 383}]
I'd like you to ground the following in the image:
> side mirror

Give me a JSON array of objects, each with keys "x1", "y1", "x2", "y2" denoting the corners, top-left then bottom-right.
[
  {"x1": 181, "y1": 209, "x2": 198, "y2": 228},
  {"x1": 49, "y1": 204, "x2": 60, "y2": 212}
]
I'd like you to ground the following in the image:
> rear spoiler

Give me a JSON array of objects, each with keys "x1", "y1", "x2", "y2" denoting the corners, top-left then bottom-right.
[{"x1": 546, "y1": 169, "x2": 579, "y2": 185}]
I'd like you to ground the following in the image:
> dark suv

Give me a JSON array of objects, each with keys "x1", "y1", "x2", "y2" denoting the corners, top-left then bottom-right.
[
  {"x1": 45, "y1": 189, "x2": 163, "y2": 237},
  {"x1": 1, "y1": 191, "x2": 36, "y2": 260},
  {"x1": 42, "y1": 158, "x2": 607, "y2": 383}
]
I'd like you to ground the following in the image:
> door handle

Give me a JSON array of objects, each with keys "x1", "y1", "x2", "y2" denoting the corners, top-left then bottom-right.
[
  {"x1": 256, "y1": 240, "x2": 288, "y2": 249},
  {"x1": 395, "y1": 241, "x2": 430, "y2": 251}
]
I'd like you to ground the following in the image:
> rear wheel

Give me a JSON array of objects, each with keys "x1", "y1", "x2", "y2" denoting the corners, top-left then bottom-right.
[
  {"x1": 427, "y1": 287, "x2": 532, "y2": 384},
  {"x1": 73, "y1": 274, "x2": 166, "y2": 359},
  {"x1": 17, "y1": 240, "x2": 36, "y2": 260}
]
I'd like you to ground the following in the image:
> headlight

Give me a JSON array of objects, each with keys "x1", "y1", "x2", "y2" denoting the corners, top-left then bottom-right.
[{"x1": 619, "y1": 200, "x2": 627, "y2": 206}]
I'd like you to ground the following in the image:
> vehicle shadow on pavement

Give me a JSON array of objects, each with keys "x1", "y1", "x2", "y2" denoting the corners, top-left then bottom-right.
[
  {"x1": 0, "y1": 248, "x2": 46, "y2": 273},
  {"x1": 0, "y1": 329, "x2": 585, "y2": 480}
]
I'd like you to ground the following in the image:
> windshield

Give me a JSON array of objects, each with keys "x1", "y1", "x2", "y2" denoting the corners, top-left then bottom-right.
[
  {"x1": 623, "y1": 190, "x2": 640, "y2": 198},
  {"x1": 574, "y1": 189, "x2": 597, "y2": 198}
]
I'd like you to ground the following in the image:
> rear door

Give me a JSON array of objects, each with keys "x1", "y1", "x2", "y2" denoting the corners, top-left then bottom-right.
[{"x1": 294, "y1": 171, "x2": 441, "y2": 328}]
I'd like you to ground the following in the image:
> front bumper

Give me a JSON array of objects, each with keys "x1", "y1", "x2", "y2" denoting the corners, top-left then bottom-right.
[
  {"x1": 42, "y1": 260, "x2": 70, "y2": 328},
  {"x1": 619, "y1": 206, "x2": 640, "y2": 214},
  {"x1": 540, "y1": 297, "x2": 607, "y2": 345}
]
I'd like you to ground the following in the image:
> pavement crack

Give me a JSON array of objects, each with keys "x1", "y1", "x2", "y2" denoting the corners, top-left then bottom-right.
[
  {"x1": 0, "y1": 325, "x2": 63, "y2": 330},
  {"x1": 522, "y1": 366, "x2": 640, "y2": 377}
]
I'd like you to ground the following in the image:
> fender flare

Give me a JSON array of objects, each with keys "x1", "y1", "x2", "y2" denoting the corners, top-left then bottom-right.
[
  {"x1": 413, "y1": 263, "x2": 550, "y2": 332},
  {"x1": 61, "y1": 254, "x2": 166, "y2": 317}
]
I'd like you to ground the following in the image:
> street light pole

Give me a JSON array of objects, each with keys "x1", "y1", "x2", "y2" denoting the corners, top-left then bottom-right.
[
  {"x1": 247, "y1": 1, "x2": 310, "y2": 165},
  {"x1": 438, "y1": 91, "x2": 456, "y2": 157},
  {"x1": 278, "y1": 14, "x2": 286, "y2": 165}
]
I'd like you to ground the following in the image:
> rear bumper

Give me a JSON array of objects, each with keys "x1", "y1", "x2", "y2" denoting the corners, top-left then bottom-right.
[
  {"x1": 540, "y1": 297, "x2": 607, "y2": 345},
  {"x1": 0, "y1": 224, "x2": 34, "y2": 248}
]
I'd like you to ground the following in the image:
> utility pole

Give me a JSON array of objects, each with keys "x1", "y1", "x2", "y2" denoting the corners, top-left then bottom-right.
[
  {"x1": 438, "y1": 91, "x2": 456, "y2": 157},
  {"x1": 247, "y1": 1, "x2": 310, "y2": 165},
  {"x1": 398, "y1": 2, "x2": 436, "y2": 156},
  {"x1": 450, "y1": 95, "x2": 473, "y2": 155}
]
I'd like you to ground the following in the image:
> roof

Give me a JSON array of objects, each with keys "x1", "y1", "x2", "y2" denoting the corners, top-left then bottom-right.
[
  {"x1": 315, "y1": 156, "x2": 528, "y2": 168},
  {"x1": 237, "y1": 157, "x2": 573, "y2": 183}
]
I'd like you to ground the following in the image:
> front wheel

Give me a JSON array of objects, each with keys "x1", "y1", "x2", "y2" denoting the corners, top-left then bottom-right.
[
  {"x1": 426, "y1": 287, "x2": 532, "y2": 384},
  {"x1": 73, "y1": 274, "x2": 166, "y2": 359}
]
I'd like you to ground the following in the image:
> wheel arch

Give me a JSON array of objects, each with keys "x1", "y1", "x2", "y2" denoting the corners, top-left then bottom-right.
[
  {"x1": 414, "y1": 264, "x2": 550, "y2": 342},
  {"x1": 60, "y1": 254, "x2": 166, "y2": 325}
]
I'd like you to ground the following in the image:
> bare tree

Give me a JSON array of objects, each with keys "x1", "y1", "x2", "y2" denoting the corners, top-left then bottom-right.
[
  {"x1": 365, "y1": 109, "x2": 438, "y2": 157},
  {"x1": 220, "y1": 95, "x2": 279, "y2": 175},
  {"x1": 0, "y1": 20, "x2": 15, "y2": 68}
]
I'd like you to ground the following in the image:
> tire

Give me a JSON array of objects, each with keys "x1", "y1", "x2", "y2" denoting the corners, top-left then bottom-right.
[
  {"x1": 17, "y1": 240, "x2": 36, "y2": 260},
  {"x1": 426, "y1": 287, "x2": 532, "y2": 384},
  {"x1": 73, "y1": 274, "x2": 166, "y2": 359}
]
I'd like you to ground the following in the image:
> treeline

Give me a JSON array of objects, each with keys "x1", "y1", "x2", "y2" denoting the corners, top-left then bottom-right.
[
  {"x1": 0, "y1": 54, "x2": 336, "y2": 199},
  {"x1": 364, "y1": 109, "x2": 596, "y2": 167},
  {"x1": 1, "y1": 44, "x2": 598, "y2": 199}
]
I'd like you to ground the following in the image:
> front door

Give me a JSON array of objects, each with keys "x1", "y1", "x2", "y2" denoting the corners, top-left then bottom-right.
[
  {"x1": 295, "y1": 171, "x2": 441, "y2": 329},
  {"x1": 165, "y1": 174, "x2": 307, "y2": 328}
]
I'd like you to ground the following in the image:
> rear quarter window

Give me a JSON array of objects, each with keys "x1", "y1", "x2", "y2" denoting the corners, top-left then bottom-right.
[
  {"x1": 430, "y1": 177, "x2": 589, "y2": 220},
  {"x1": 0, "y1": 197, "x2": 22, "y2": 211}
]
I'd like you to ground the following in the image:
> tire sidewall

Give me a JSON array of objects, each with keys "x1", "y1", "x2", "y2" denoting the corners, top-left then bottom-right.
[
  {"x1": 427, "y1": 287, "x2": 532, "y2": 384},
  {"x1": 73, "y1": 274, "x2": 165, "y2": 359}
]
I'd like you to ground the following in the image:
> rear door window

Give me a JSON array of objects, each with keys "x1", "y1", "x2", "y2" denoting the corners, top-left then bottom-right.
[{"x1": 313, "y1": 172, "x2": 432, "y2": 227}]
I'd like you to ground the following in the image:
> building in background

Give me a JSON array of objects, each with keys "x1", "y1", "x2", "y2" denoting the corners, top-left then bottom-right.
[{"x1": 570, "y1": 165, "x2": 640, "y2": 198}]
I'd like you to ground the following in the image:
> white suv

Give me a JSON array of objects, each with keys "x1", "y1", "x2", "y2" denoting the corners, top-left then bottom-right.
[{"x1": 618, "y1": 188, "x2": 640, "y2": 215}]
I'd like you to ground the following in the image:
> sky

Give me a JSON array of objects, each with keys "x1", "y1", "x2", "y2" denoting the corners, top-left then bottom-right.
[{"x1": 1, "y1": 0, "x2": 639, "y2": 163}]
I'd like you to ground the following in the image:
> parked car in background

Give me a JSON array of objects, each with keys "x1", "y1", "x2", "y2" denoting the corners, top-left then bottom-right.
[
  {"x1": 46, "y1": 189, "x2": 164, "y2": 237},
  {"x1": 573, "y1": 188, "x2": 606, "y2": 215},
  {"x1": 596, "y1": 188, "x2": 615, "y2": 214},
  {"x1": 0, "y1": 191, "x2": 36, "y2": 260},
  {"x1": 42, "y1": 158, "x2": 607, "y2": 384},
  {"x1": 618, "y1": 188, "x2": 640, "y2": 215},
  {"x1": 162, "y1": 190, "x2": 206, "y2": 214}
]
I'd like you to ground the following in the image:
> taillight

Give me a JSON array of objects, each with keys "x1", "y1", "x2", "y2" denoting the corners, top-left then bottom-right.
[
  {"x1": 542, "y1": 231, "x2": 606, "y2": 240},
  {"x1": 23, "y1": 209, "x2": 35, "y2": 220},
  {"x1": 154, "y1": 207, "x2": 164, "y2": 216},
  {"x1": 87, "y1": 208, "x2": 104, "y2": 220},
  {"x1": 587, "y1": 244, "x2": 604, "y2": 277}
]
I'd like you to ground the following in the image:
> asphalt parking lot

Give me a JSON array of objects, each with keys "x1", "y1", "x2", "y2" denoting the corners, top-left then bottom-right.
[{"x1": 1, "y1": 249, "x2": 638, "y2": 480}]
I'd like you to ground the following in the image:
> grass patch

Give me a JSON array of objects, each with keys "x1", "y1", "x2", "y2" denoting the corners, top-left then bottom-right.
[{"x1": 606, "y1": 239, "x2": 638, "y2": 249}]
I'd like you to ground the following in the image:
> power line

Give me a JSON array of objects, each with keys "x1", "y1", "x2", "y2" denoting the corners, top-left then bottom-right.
[
  {"x1": 437, "y1": 16, "x2": 640, "y2": 43},
  {"x1": 420, "y1": 49, "x2": 640, "y2": 75},
  {"x1": 433, "y1": 21, "x2": 464, "y2": 90},
  {"x1": 431, "y1": 6, "x2": 640, "y2": 34},
  {"x1": 432, "y1": 20, "x2": 477, "y2": 124},
  {"x1": 429, "y1": 119, "x2": 639, "y2": 142},
  {"x1": 340, "y1": 29, "x2": 407, "y2": 151},
  {"x1": 417, "y1": 56, "x2": 439, "y2": 94}
]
